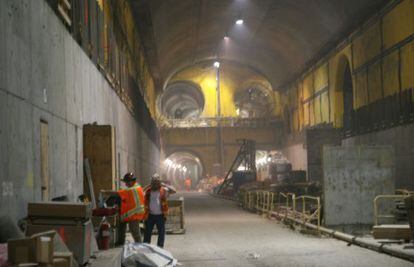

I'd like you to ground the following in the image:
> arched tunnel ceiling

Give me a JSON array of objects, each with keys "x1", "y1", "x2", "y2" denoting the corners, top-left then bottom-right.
[{"x1": 130, "y1": 0, "x2": 389, "y2": 91}]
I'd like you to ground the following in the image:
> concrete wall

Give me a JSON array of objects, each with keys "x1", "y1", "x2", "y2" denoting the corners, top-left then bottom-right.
[
  {"x1": 306, "y1": 128, "x2": 342, "y2": 182},
  {"x1": 0, "y1": 0, "x2": 160, "y2": 221},
  {"x1": 342, "y1": 124, "x2": 414, "y2": 189},
  {"x1": 322, "y1": 146, "x2": 395, "y2": 228},
  {"x1": 281, "y1": 132, "x2": 308, "y2": 172},
  {"x1": 282, "y1": 128, "x2": 342, "y2": 181}
]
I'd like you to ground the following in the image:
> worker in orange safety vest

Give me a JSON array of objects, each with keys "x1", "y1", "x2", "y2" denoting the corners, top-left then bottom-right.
[
  {"x1": 103, "y1": 172, "x2": 145, "y2": 246},
  {"x1": 184, "y1": 177, "x2": 192, "y2": 191}
]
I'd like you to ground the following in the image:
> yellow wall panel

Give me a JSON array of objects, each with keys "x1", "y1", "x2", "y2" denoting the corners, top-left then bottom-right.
[
  {"x1": 293, "y1": 110, "x2": 299, "y2": 131},
  {"x1": 314, "y1": 63, "x2": 329, "y2": 92},
  {"x1": 309, "y1": 101, "x2": 315, "y2": 126},
  {"x1": 321, "y1": 92, "x2": 330, "y2": 123},
  {"x1": 367, "y1": 61, "x2": 382, "y2": 103},
  {"x1": 298, "y1": 104, "x2": 304, "y2": 130},
  {"x1": 382, "y1": 50, "x2": 400, "y2": 96},
  {"x1": 383, "y1": 0, "x2": 414, "y2": 49},
  {"x1": 297, "y1": 82, "x2": 303, "y2": 107},
  {"x1": 354, "y1": 70, "x2": 368, "y2": 109},
  {"x1": 329, "y1": 45, "x2": 352, "y2": 128},
  {"x1": 303, "y1": 102, "x2": 310, "y2": 126},
  {"x1": 352, "y1": 21, "x2": 382, "y2": 68},
  {"x1": 314, "y1": 96, "x2": 322, "y2": 125},
  {"x1": 401, "y1": 41, "x2": 414, "y2": 90},
  {"x1": 303, "y1": 74, "x2": 314, "y2": 100},
  {"x1": 292, "y1": 85, "x2": 299, "y2": 108}
]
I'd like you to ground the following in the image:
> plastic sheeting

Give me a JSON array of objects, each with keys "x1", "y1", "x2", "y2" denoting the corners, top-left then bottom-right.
[{"x1": 122, "y1": 243, "x2": 177, "y2": 267}]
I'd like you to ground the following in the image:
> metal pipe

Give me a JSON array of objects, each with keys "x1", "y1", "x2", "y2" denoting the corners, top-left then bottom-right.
[
  {"x1": 215, "y1": 65, "x2": 224, "y2": 175},
  {"x1": 270, "y1": 210, "x2": 414, "y2": 263}
]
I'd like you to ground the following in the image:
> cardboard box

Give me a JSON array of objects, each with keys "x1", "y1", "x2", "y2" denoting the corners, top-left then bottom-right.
[
  {"x1": 8, "y1": 231, "x2": 55, "y2": 265},
  {"x1": 26, "y1": 221, "x2": 92, "y2": 265},
  {"x1": 7, "y1": 237, "x2": 35, "y2": 264},
  {"x1": 34, "y1": 236, "x2": 53, "y2": 263},
  {"x1": 28, "y1": 202, "x2": 92, "y2": 220},
  {"x1": 53, "y1": 252, "x2": 73, "y2": 267},
  {"x1": 53, "y1": 258, "x2": 70, "y2": 267}
]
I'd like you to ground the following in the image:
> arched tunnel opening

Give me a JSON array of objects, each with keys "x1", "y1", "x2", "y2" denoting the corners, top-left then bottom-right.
[
  {"x1": 162, "y1": 152, "x2": 203, "y2": 190},
  {"x1": 234, "y1": 83, "x2": 274, "y2": 118},
  {"x1": 159, "y1": 81, "x2": 205, "y2": 119}
]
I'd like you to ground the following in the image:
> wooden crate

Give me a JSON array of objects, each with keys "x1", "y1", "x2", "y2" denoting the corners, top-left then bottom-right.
[{"x1": 165, "y1": 198, "x2": 185, "y2": 234}]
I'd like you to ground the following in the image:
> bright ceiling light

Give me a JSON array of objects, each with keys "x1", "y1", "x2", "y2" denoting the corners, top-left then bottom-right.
[
  {"x1": 235, "y1": 19, "x2": 244, "y2": 25},
  {"x1": 213, "y1": 61, "x2": 220, "y2": 68}
]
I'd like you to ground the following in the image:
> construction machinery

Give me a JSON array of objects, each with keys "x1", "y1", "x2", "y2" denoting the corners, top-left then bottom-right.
[{"x1": 215, "y1": 139, "x2": 257, "y2": 196}]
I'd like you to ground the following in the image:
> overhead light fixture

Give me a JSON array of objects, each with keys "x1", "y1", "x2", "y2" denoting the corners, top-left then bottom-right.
[
  {"x1": 213, "y1": 61, "x2": 220, "y2": 68},
  {"x1": 224, "y1": 31, "x2": 229, "y2": 40},
  {"x1": 235, "y1": 19, "x2": 244, "y2": 25}
]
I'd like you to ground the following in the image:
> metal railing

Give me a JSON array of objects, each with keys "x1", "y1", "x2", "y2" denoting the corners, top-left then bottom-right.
[
  {"x1": 158, "y1": 116, "x2": 283, "y2": 129},
  {"x1": 395, "y1": 189, "x2": 414, "y2": 196},
  {"x1": 293, "y1": 195, "x2": 321, "y2": 229},
  {"x1": 240, "y1": 190, "x2": 321, "y2": 229},
  {"x1": 373, "y1": 195, "x2": 407, "y2": 225}
]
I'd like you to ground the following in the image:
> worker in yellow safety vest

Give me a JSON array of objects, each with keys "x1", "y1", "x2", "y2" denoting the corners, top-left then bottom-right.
[{"x1": 111, "y1": 172, "x2": 145, "y2": 245}]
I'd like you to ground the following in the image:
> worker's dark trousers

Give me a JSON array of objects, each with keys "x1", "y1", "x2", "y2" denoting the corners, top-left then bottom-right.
[
  {"x1": 144, "y1": 214, "x2": 165, "y2": 248},
  {"x1": 116, "y1": 220, "x2": 142, "y2": 246}
]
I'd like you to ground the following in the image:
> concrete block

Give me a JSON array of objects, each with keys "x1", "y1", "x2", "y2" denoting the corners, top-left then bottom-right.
[
  {"x1": 323, "y1": 145, "x2": 395, "y2": 227},
  {"x1": 342, "y1": 124, "x2": 414, "y2": 190}
]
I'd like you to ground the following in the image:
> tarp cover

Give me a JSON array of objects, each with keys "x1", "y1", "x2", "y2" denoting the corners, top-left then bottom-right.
[{"x1": 122, "y1": 243, "x2": 177, "y2": 267}]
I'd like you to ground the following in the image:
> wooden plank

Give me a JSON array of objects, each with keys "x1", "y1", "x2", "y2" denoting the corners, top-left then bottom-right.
[
  {"x1": 373, "y1": 224, "x2": 411, "y2": 240},
  {"x1": 84, "y1": 158, "x2": 97, "y2": 209},
  {"x1": 83, "y1": 125, "x2": 116, "y2": 206},
  {"x1": 40, "y1": 121, "x2": 49, "y2": 201}
]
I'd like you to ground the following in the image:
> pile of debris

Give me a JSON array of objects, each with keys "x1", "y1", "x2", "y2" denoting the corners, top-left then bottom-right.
[{"x1": 196, "y1": 176, "x2": 224, "y2": 193}]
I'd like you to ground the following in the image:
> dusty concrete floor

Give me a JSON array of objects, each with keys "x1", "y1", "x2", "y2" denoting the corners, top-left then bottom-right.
[{"x1": 164, "y1": 192, "x2": 412, "y2": 267}]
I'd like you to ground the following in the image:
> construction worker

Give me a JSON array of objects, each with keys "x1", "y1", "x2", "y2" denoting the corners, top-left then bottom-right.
[
  {"x1": 143, "y1": 173, "x2": 176, "y2": 248},
  {"x1": 184, "y1": 177, "x2": 192, "y2": 191},
  {"x1": 103, "y1": 172, "x2": 145, "y2": 246}
]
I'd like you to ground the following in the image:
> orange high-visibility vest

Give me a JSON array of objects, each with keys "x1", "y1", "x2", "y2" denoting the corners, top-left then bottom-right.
[
  {"x1": 119, "y1": 184, "x2": 145, "y2": 222},
  {"x1": 144, "y1": 187, "x2": 168, "y2": 219}
]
